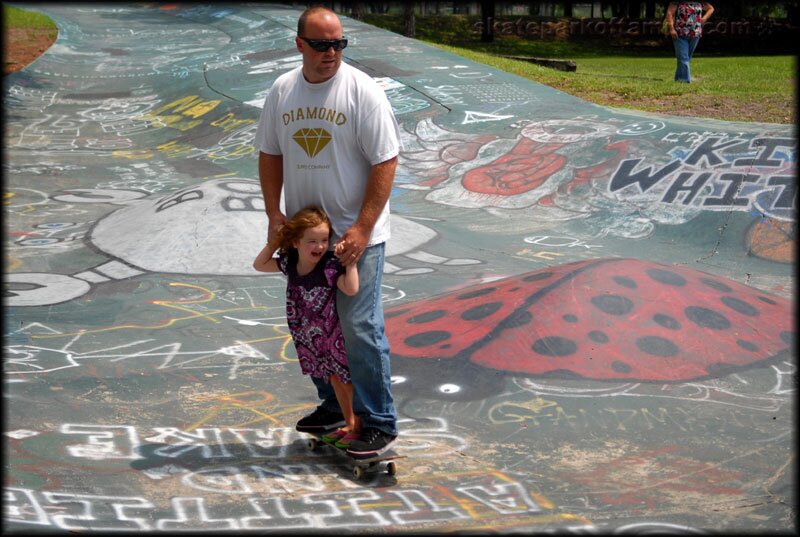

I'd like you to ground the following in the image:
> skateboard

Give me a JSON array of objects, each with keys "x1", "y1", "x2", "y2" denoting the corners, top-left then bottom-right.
[{"x1": 304, "y1": 430, "x2": 405, "y2": 479}]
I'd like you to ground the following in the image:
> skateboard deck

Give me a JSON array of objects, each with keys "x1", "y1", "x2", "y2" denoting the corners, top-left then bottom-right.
[{"x1": 303, "y1": 430, "x2": 406, "y2": 479}]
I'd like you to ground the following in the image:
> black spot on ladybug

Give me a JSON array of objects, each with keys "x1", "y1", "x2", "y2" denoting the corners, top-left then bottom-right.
[
  {"x1": 653, "y1": 313, "x2": 681, "y2": 330},
  {"x1": 462, "y1": 302, "x2": 502, "y2": 321},
  {"x1": 685, "y1": 306, "x2": 731, "y2": 330},
  {"x1": 532, "y1": 336, "x2": 578, "y2": 357},
  {"x1": 591, "y1": 294, "x2": 634, "y2": 315},
  {"x1": 700, "y1": 277, "x2": 732, "y2": 293},
  {"x1": 457, "y1": 287, "x2": 495, "y2": 300},
  {"x1": 405, "y1": 331, "x2": 450, "y2": 348},
  {"x1": 636, "y1": 335, "x2": 679, "y2": 357},
  {"x1": 498, "y1": 310, "x2": 532, "y2": 330},
  {"x1": 588, "y1": 330, "x2": 609, "y2": 343},
  {"x1": 721, "y1": 296, "x2": 759, "y2": 317},
  {"x1": 612, "y1": 361, "x2": 632, "y2": 373},
  {"x1": 613, "y1": 275, "x2": 637, "y2": 288},
  {"x1": 409, "y1": 310, "x2": 447, "y2": 324},
  {"x1": 647, "y1": 268, "x2": 687, "y2": 286},
  {"x1": 737, "y1": 339, "x2": 759, "y2": 352},
  {"x1": 523, "y1": 272, "x2": 553, "y2": 282}
]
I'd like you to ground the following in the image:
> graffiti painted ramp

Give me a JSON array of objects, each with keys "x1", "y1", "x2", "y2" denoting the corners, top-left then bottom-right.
[{"x1": 4, "y1": 3, "x2": 795, "y2": 534}]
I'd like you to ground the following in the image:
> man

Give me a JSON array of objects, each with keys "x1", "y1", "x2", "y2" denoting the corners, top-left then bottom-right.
[{"x1": 254, "y1": 6, "x2": 400, "y2": 457}]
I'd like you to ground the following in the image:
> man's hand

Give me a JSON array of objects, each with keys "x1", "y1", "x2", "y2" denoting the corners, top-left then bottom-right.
[
  {"x1": 267, "y1": 211, "x2": 286, "y2": 244},
  {"x1": 334, "y1": 156, "x2": 397, "y2": 266},
  {"x1": 335, "y1": 225, "x2": 369, "y2": 267}
]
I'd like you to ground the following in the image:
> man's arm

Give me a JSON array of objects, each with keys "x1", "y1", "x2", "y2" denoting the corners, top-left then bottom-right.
[
  {"x1": 258, "y1": 151, "x2": 286, "y2": 241},
  {"x1": 335, "y1": 156, "x2": 397, "y2": 266}
]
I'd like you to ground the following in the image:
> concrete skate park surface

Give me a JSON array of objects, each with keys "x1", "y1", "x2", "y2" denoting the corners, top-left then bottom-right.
[{"x1": 3, "y1": 3, "x2": 796, "y2": 533}]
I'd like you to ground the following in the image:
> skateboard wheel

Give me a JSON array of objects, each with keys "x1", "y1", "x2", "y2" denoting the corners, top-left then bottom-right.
[
  {"x1": 307, "y1": 439, "x2": 318, "y2": 450},
  {"x1": 387, "y1": 461, "x2": 397, "y2": 476},
  {"x1": 353, "y1": 465, "x2": 365, "y2": 479}
]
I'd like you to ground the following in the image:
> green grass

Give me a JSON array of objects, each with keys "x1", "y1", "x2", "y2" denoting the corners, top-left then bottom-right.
[
  {"x1": 3, "y1": 5, "x2": 57, "y2": 30},
  {"x1": 363, "y1": 14, "x2": 795, "y2": 124},
  {"x1": 432, "y1": 43, "x2": 795, "y2": 122}
]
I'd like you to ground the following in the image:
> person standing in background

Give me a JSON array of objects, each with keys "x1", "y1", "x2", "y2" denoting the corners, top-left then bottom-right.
[{"x1": 666, "y1": 2, "x2": 715, "y2": 83}]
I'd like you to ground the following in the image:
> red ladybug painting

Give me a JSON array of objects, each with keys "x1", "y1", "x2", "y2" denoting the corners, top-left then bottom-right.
[{"x1": 386, "y1": 258, "x2": 793, "y2": 399}]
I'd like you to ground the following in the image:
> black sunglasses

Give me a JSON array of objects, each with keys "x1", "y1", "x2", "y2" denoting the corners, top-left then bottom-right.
[{"x1": 299, "y1": 36, "x2": 348, "y2": 52}]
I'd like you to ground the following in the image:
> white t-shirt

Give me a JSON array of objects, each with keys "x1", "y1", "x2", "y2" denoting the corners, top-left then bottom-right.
[{"x1": 255, "y1": 62, "x2": 401, "y2": 245}]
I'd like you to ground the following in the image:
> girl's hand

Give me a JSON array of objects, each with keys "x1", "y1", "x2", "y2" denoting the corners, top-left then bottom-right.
[{"x1": 338, "y1": 257, "x2": 360, "y2": 295}]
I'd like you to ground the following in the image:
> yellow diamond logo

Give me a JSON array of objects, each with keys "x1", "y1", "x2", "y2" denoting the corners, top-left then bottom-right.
[{"x1": 293, "y1": 128, "x2": 332, "y2": 158}]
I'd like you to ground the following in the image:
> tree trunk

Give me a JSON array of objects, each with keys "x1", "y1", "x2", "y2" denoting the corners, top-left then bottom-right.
[
  {"x1": 564, "y1": 1, "x2": 573, "y2": 17},
  {"x1": 350, "y1": 2, "x2": 366, "y2": 20},
  {"x1": 645, "y1": 1, "x2": 656, "y2": 19},
  {"x1": 481, "y1": 1, "x2": 494, "y2": 43},
  {"x1": 623, "y1": 1, "x2": 639, "y2": 17},
  {"x1": 731, "y1": 0, "x2": 745, "y2": 18},
  {"x1": 403, "y1": 2, "x2": 416, "y2": 38}
]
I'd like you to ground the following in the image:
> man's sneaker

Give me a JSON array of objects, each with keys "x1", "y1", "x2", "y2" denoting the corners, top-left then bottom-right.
[
  {"x1": 295, "y1": 407, "x2": 345, "y2": 433},
  {"x1": 345, "y1": 427, "x2": 397, "y2": 459}
]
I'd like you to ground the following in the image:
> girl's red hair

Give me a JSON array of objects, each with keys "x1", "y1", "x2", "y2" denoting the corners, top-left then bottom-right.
[{"x1": 269, "y1": 205, "x2": 332, "y2": 254}]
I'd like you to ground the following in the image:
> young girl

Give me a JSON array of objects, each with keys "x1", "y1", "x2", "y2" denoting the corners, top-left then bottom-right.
[{"x1": 253, "y1": 205, "x2": 361, "y2": 448}]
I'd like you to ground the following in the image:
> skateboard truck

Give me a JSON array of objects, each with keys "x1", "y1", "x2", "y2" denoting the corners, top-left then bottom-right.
[
  {"x1": 351, "y1": 453, "x2": 403, "y2": 479},
  {"x1": 304, "y1": 431, "x2": 405, "y2": 479}
]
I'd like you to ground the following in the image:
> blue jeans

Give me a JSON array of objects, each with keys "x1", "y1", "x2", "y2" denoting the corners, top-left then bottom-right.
[
  {"x1": 310, "y1": 243, "x2": 398, "y2": 435},
  {"x1": 673, "y1": 36, "x2": 700, "y2": 82}
]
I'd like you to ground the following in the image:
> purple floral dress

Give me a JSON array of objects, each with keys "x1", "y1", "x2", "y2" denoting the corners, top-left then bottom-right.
[
  {"x1": 278, "y1": 250, "x2": 350, "y2": 384},
  {"x1": 675, "y1": 2, "x2": 704, "y2": 38}
]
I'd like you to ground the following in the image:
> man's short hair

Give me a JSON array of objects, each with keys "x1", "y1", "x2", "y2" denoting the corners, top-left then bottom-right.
[{"x1": 297, "y1": 5, "x2": 337, "y2": 35}]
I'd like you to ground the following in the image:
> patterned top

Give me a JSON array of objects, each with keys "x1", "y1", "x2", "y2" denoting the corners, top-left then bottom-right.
[
  {"x1": 674, "y1": 2, "x2": 705, "y2": 38},
  {"x1": 277, "y1": 250, "x2": 350, "y2": 384}
]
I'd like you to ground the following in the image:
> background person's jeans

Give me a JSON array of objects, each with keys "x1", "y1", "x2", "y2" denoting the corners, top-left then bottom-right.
[
  {"x1": 310, "y1": 243, "x2": 398, "y2": 435},
  {"x1": 673, "y1": 36, "x2": 700, "y2": 82}
]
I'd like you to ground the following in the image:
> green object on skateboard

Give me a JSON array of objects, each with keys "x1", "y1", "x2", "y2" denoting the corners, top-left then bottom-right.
[
  {"x1": 304, "y1": 430, "x2": 337, "y2": 451},
  {"x1": 304, "y1": 431, "x2": 405, "y2": 479}
]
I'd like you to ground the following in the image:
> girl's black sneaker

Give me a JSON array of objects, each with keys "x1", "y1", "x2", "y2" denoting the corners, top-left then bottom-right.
[{"x1": 295, "y1": 407, "x2": 345, "y2": 433}]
